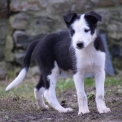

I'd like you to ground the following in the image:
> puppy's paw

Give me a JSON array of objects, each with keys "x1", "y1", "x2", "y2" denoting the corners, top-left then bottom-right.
[
  {"x1": 65, "y1": 108, "x2": 74, "y2": 113},
  {"x1": 41, "y1": 105, "x2": 49, "y2": 110},
  {"x1": 98, "y1": 107, "x2": 111, "y2": 113},
  {"x1": 59, "y1": 107, "x2": 73, "y2": 113},
  {"x1": 36, "y1": 100, "x2": 49, "y2": 111},
  {"x1": 78, "y1": 108, "x2": 90, "y2": 115}
]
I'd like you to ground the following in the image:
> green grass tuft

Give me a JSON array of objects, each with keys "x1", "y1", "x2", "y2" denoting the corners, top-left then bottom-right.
[{"x1": 0, "y1": 76, "x2": 122, "y2": 100}]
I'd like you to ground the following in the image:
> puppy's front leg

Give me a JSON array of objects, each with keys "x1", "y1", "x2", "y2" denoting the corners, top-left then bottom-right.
[
  {"x1": 73, "y1": 72, "x2": 90, "y2": 115},
  {"x1": 95, "y1": 70, "x2": 111, "y2": 113}
]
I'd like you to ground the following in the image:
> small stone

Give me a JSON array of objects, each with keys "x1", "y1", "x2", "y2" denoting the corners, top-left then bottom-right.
[
  {"x1": 9, "y1": 13, "x2": 29, "y2": 30},
  {"x1": 15, "y1": 52, "x2": 25, "y2": 66},
  {"x1": 108, "y1": 32, "x2": 122, "y2": 40},
  {"x1": 110, "y1": 45, "x2": 121, "y2": 57},
  {"x1": 71, "y1": 103, "x2": 77, "y2": 109},
  {"x1": 107, "y1": 21, "x2": 122, "y2": 40},
  {"x1": 26, "y1": 16, "x2": 54, "y2": 35},
  {"x1": 13, "y1": 31, "x2": 45, "y2": 49},
  {"x1": 14, "y1": 51, "x2": 37, "y2": 67},
  {"x1": 4, "y1": 35, "x2": 14, "y2": 61},
  {"x1": 44, "y1": 118, "x2": 54, "y2": 121},
  {"x1": 26, "y1": 66, "x2": 40, "y2": 77},
  {"x1": 13, "y1": 31, "x2": 29, "y2": 49}
]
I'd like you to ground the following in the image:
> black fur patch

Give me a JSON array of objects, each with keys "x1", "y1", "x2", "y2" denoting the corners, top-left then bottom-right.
[
  {"x1": 84, "y1": 17, "x2": 97, "y2": 35},
  {"x1": 69, "y1": 46, "x2": 77, "y2": 74},
  {"x1": 36, "y1": 75, "x2": 50, "y2": 90},
  {"x1": 94, "y1": 36, "x2": 105, "y2": 52},
  {"x1": 33, "y1": 31, "x2": 75, "y2": 89},
  {"x1": 63, "y1": 13, "x2": 77, "y2": 27},
  {"x1": 36, "y1": 75, "x2": 45, "y2": 90},
  {"x1": 84, "y1": 11, "x2": 102, "y2": 35},
  {"x1": 63, "y1": 13, "x2": 80, "y2": 28}
]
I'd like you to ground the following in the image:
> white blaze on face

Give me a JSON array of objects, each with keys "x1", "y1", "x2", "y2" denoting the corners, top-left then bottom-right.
[{"x1": 71, "y1": 14, "x2": 96, "y2": 49}]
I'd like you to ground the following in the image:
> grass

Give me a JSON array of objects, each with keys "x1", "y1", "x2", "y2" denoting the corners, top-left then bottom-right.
[
  {"x1": 105, "y1": 76, "x2": 122, "y2": 86},
  {"x1": 0, "y1": 75, "x2": 122, "y2": 100},
  {"x1": 57, "y1": 76, "x2": 122, "y2": 91},
  {"x1": 0, "y1": 78, "x2": 36, "y2": 100}
]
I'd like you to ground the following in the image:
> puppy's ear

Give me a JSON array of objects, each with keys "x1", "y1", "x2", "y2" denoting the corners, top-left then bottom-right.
[
  {"x1": 85, "y1": 11, "x2": 102, "y2": 24},
  {"x1": 63, "y1": 13, "x2": 77, "y2": 27}
]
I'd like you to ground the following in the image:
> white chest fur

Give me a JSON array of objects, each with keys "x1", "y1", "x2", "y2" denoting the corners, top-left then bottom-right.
[{"x1": 75, "y1": 42, "x2": 105, "y2": 75}]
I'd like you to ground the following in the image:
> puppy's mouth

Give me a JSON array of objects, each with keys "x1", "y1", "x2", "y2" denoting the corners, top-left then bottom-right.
[{"x1": 76, "y1": 46, "x2": 84, "y2": 49}]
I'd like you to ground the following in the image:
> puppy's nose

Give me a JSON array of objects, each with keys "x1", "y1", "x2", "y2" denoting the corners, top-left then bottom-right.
[{"x1": 76, "y1": 42, "x2": 84, "y2": 49}]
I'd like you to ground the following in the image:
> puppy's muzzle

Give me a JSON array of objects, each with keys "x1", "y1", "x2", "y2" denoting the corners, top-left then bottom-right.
[{"x1": 76, "y1": 42, "x2": 84, "y2": 49}]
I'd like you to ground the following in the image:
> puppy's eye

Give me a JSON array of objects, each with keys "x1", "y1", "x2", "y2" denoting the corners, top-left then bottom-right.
[
  {"x1": 84, "y1": 29, "x2": 90, "y2": 33},
  {"x1": 70, "y1": 29, "x2": 75, "y2": 36}
]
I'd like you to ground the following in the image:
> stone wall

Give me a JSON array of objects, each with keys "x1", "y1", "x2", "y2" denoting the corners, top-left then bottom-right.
[
  {"x1": 0, "y1": 0, "x2": 10, "y2": 79},
  {"x1": 0, "y1": 0, "x2": 122, "y2": 79}
]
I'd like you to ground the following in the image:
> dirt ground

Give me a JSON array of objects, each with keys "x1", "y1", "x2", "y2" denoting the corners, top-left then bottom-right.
[{"x1": 0, "y1": 85, "x2": 122, "y2": 122}]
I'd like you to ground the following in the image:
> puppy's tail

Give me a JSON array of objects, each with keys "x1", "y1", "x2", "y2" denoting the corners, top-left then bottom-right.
[{"x1": 5, "y1": 40, "x2": 39, "y2": 91}]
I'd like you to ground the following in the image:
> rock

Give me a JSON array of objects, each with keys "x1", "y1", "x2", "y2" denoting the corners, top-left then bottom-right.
[
  {"x1": 15, "y1": 51, "x2": 36, "y2": 66},
  {"x1": 110, "y1": 45, "x2": 121, "y2": 57},
  {"x1": 0, "y1": 62, "x2": 7, "y2": 80},
  {"x1": 0, "y1": 0, "x2": 8, "y2": 18},
  {"x1": 15, "y1": 52, "x2": 25, "y2": 66},
  {"x1": 0, "y1": 19, "x2": 10, "y2": 61},
  {"x1": 107, "y1": 21, "x2": 122, "y2": 40},
  {"x1": 26, "y1": 66, "x2": 40, "y2": 78},
  {"x1": 50, "y1": 0, "x2": 93, "y2": 14},
  {"x1": 95, "y1": 8, "x2": 121, "y2": 25},
  {"x1": 108, "y1": 32, "x2": 122, "y2": 40},
  {"x1": 39, "y1": 0, "x2": 66, "y2": 7},
  {"x1": 10, "y1": 0, "x2": 41, "y2": 12},
  {"x1": 91, "y1": 0, "x2": 115, "y2": 7},
  {"x1": 112, "y1": 57, "x2": 122, "y2": 72},
  {"x1": 13, "y1": 31, "x2": 29, "y2": 49},
  {"x1": 120, "y1": 0, "x2": 122, "y2": 4},
  {"x1": 26, "y1": 16, "x2": 54, "y2": 35},
  {"x1": 9, "y1": 13, "x2": 29, "y2": 30},
  {"x1": 4, "y1": 35, "x2": 14, "y2": 61},
  {"x1": 13, "y1": 31, "x2": 45, "y2": 49},
  {"x1": 0, "y1": 20, "x2": 9, "y2": 41}
]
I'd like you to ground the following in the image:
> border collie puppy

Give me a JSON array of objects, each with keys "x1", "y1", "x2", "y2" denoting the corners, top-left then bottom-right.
[{"x1": 6, "y1": 11, "x2": 111, "y2": 115}]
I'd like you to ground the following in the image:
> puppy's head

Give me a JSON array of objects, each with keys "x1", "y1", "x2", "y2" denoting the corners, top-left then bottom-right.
[{"x1": 63, "y1": 11, "x2": 102, "y2": 49}]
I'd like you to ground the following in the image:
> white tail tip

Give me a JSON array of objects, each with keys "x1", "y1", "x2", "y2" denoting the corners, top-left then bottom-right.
[{"x1": 5, "y1": 68, "x2": 27, "y2": 91}]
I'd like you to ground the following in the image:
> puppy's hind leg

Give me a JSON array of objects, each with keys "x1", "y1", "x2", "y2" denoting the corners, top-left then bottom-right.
[
  {"x1": 34, "y1": 75, "x2": 49, "y2": 110},
  {"x1": 44, "y1": 62, "x2": 73, "y2": 113}
]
